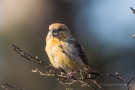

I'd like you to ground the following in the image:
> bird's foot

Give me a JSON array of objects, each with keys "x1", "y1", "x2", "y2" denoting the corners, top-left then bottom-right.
[{"x1": 66, "y1": 72, "x2": 73, "y2": 78}]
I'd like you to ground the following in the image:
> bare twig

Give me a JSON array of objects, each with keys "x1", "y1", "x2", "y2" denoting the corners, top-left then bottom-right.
[
  {"x1": 32, "y1": 68, "x2": 97, "y2": 90},
  {"x1": 0, "y1": 82, "x2": 25, "y2": 90},
  {"x1": 11, "y1": 44, "x2": 66, "y2": 73},
  {"x1": 12, "y1": 44, "x2": 98, "y2": 90},
  {"x1": 130, "y1": 7, "x2": 135, "y2": 14},
  {"x1": 12, "y1": 44, "x2": 49, "y2": 66},
  {"x1": 9, "y1": 44, "x2": 135, "y2": 90},
  {"x1": 132, "y1": 34, "x2": 135, "y2": 38},
  {"x1": 127, "y1": 76, "x2": 135, "y2": 85},
  {"x1": 32, "y1": 68, "x2": 67, "y2": 78},
  {"x1": 130, "y1": 9, "x2": 135, "y2": 38},
  {"x1": 100, "y1": 73, "x2": 135, "y2": 90}
]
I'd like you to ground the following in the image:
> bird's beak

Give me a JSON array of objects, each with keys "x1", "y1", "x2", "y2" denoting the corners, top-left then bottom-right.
[{"x1": 52, "y1": 29, "x2": 58, "y2": 37}]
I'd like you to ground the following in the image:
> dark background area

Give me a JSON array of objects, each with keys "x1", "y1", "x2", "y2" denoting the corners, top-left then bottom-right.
[{"x1": 0, "y1": 0, "x2": 135, "y2": 90}]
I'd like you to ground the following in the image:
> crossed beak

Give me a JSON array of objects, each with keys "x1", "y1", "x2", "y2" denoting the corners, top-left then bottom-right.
[{"x1": 52, "y1": 29, "x2": 58, "y2": 37}]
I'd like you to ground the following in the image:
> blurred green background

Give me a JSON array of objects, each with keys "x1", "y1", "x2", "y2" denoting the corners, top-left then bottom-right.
[{"x1": 0, "y1": 0, "x2": 135, "y2": 90}]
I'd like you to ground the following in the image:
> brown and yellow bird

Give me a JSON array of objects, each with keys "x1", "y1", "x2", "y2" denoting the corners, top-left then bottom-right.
[{"x1": 45, "y1": 23, "x2": 99, "y2": 77}]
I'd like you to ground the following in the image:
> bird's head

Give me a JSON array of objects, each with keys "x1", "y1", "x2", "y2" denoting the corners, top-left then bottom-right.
[{"x1": 48, "y1": 23, "x2": 71, "y2": 40}]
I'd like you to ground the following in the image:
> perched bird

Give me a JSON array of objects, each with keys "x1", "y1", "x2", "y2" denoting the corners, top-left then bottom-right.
[{"x1": 45, "y1": 23, "x2": 99, "y2": 77}]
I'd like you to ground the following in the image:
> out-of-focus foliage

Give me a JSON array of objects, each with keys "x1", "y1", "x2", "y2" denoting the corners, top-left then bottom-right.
[{"x1": 0, "y1": 0, "x2": 135, "y2": 90}]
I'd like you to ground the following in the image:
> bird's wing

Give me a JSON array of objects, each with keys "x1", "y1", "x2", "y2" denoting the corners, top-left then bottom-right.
[{"x1": 62, "y1": 37, "x2": 96, "y2": 72}]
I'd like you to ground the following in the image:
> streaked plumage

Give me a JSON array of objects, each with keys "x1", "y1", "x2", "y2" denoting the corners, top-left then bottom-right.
[{"x1": 45, "y1": 23, "x2": 97, "y2": 75}]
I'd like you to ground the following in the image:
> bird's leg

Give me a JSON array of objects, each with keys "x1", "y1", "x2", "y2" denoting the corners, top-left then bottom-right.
[{"x1": 66, "y1": 72, "x2": 73, "y2": 78}]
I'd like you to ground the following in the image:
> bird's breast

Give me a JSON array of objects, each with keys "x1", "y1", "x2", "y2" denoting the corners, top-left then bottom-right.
[{"x1": 46, "y1": 39, "x2": 79, "y2": 72}]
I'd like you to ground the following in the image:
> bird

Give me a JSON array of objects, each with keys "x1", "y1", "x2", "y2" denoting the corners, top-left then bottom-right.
[{"x1": 45, "y1": 23, "x2": 99, "y2": 78}]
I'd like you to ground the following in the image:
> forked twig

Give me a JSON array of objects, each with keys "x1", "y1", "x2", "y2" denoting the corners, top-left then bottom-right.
[
  {"x1": 1, "y1": 44, "x2": 135, "y2": 90},
  {"x1": 11, "y1": 44, "x2": 98, "y2": 90}
]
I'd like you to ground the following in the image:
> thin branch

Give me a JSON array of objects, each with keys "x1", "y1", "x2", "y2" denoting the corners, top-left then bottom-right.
[
  {"x1": 12, "y1": 44, "x2": 98, "y2": 90},
  {"x1": 130, "y1": 7, "x2": 135, "y2": 14},
  {"x1": 12, "y1": 44, "x2": 50, "y2": 67},
  {"x1": 128, "y1": 76, "x2": 135, "y2": 84},
  {"x1": 32, "y1": 68, "x2": 97, "y2": 90},
  {"x1": 32, "y1": 68, "x2": 67, "y2": 78},
  {"x1": 100, "y1": 73, "x2": 125, "y2": 82},
  {"x1": 100, "y1": 73, "x2": 135, "y2": 90},
  {"x1": 10, "y1": 44, "x2": 135, "y2": 90},
  {"x1": 0, "y1": 82, "x2": 25, "y2": 90},
  {"x1": 11, "y1": 44, "x2": 66, "y2": 73},
  {"x1": 132, "y1": 34, "x2": 135, "y2": 38}
]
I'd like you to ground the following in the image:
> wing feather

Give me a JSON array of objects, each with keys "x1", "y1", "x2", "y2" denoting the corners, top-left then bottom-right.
[{"x1": 64, "y1": 37, "x2": 96, "y2": 72}]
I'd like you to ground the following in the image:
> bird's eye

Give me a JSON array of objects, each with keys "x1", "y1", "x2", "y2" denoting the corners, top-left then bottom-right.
[{"x1": 58, "y1": 28, "x2": 62, "y2": 31}]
